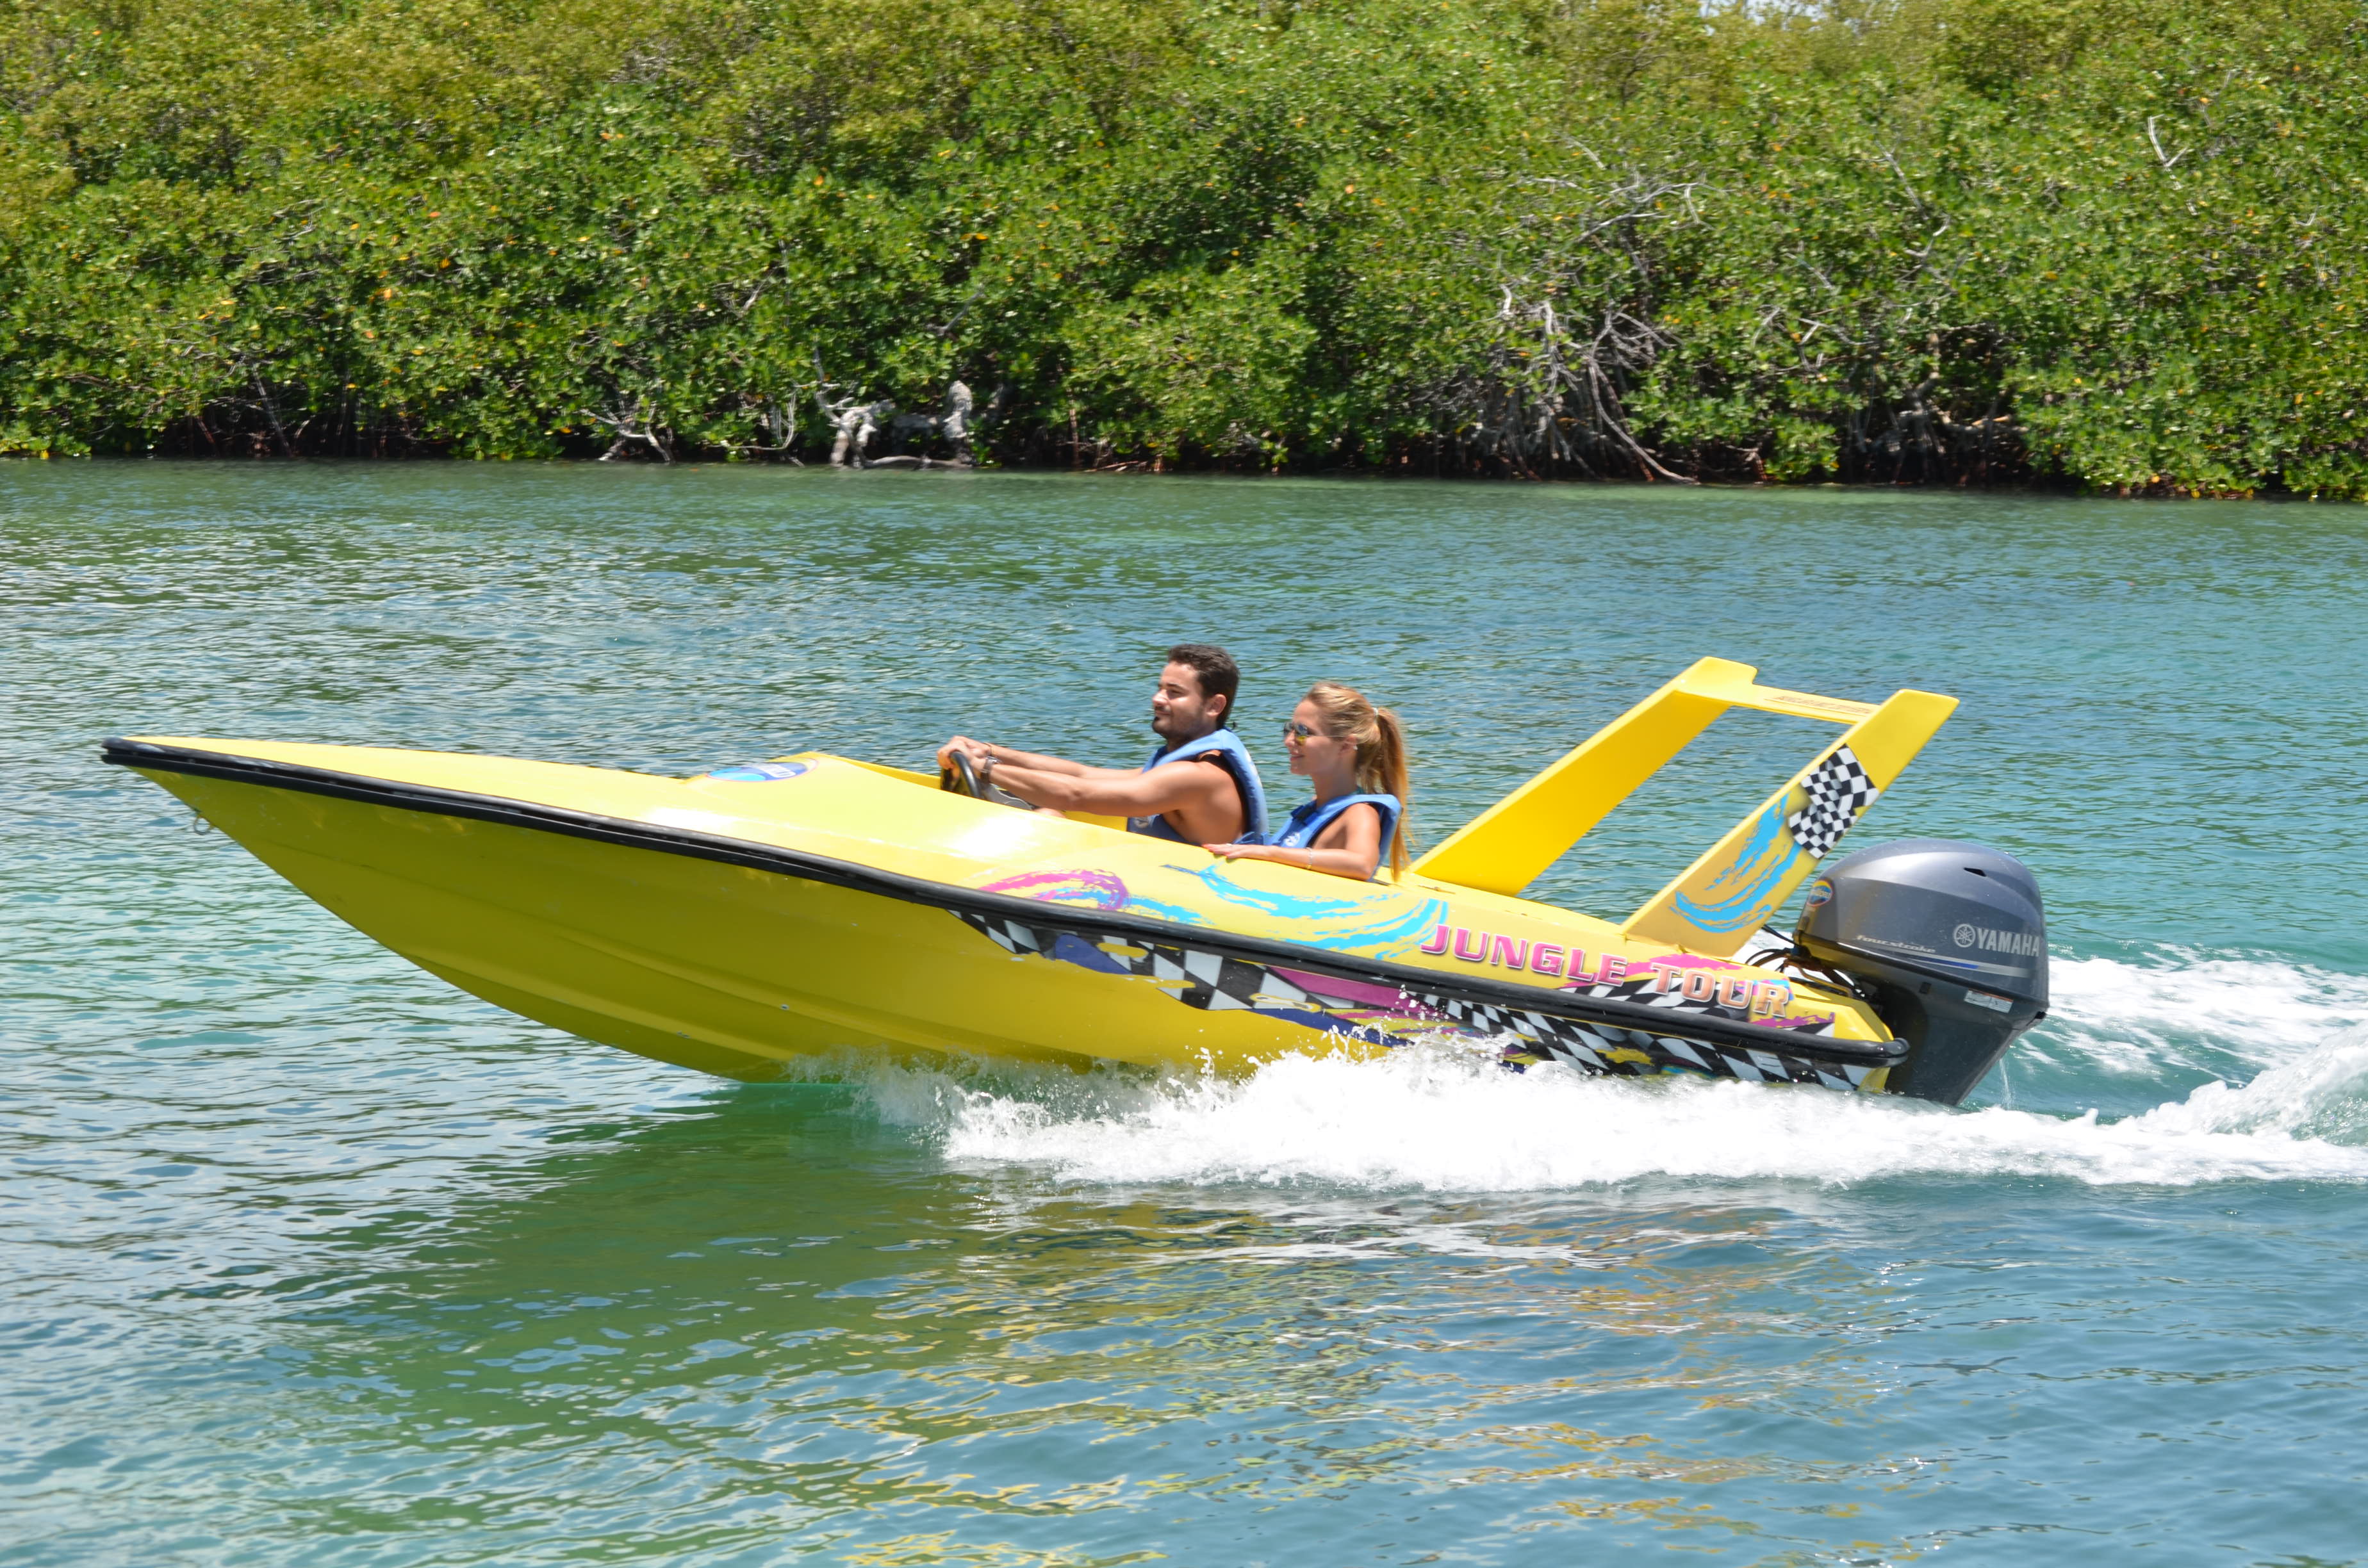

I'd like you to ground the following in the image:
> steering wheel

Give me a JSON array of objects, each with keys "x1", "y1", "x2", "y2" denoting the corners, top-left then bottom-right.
[{"x1": 941, "y1": 750, "x2": 987, "y2": 799}]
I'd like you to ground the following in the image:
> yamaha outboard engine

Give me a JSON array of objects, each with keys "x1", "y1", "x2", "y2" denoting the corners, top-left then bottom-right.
[{"x1": 1793, "y1": 839, "x2": 2048, "y2": 1106}]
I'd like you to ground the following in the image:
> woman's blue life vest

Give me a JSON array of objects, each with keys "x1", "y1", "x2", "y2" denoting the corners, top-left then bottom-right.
[
  {"x1": 1270, "y1": 792, "x2": 1403, "y2": 869},
  {"x1": 1128, "y1": 727, "x2": 1270, "y2": 845}
]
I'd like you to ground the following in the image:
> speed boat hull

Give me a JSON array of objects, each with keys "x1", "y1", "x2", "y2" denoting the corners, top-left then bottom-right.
[{"x1": 107, "y1": 729, "x2": 1912, "y2": 1093}]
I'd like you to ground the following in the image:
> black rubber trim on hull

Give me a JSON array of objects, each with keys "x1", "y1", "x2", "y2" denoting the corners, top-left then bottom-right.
[{"x1": 102, "y1": 737, "x2": 1907, "y2": 1068}]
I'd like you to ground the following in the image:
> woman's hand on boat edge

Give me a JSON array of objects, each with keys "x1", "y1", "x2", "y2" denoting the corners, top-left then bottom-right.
[{"x1": 1203, "y1": 838, "x2": 1382, "y2": 883}]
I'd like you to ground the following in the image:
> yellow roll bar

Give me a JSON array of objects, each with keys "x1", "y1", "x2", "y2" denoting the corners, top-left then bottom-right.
[{"x1": 1411, "y1": 658, "x2": 1956, "y2": 956}]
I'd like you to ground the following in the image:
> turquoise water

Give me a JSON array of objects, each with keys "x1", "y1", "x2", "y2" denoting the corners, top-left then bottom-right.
[{"x1": 6, "y1": 464, "x2": 2368, "y2": 1565}]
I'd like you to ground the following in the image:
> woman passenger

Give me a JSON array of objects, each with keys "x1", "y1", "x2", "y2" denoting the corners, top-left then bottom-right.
[{"x1": 1205, "y1": 682, "x2": 1410, "y2": 881}]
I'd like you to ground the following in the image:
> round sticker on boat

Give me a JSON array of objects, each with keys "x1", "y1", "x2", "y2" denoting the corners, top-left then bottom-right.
[
  {"x1": 1804, "y1": 879, "x2": 1834, "y2": 909},
  {"x1": 703, "y1": 762, "x2": 809, "y2": 781}
]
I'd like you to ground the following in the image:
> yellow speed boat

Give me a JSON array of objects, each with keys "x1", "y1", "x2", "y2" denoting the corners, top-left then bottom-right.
[{"x1": 103, "y1": 658, "x2": 2050, "y2": 1105}]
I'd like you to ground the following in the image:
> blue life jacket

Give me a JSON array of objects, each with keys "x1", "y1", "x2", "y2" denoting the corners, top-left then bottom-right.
[
  {"x1": 1271, "y1": 792, "x2": 1402, "y2": 866},
  {"x1": 1128, "y1": 727, "x2": 1269, "y2": 845}
]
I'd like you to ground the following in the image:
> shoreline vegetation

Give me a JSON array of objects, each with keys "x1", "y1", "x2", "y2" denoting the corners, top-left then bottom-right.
[{"x1": 0, "y1": 0, "x2": 2361, "y2": 496}]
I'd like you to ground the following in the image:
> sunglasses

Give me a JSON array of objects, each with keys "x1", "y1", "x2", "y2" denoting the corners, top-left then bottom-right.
[{"x1": 1281, "y1": 721, "x2": 1324, "y2": 743}]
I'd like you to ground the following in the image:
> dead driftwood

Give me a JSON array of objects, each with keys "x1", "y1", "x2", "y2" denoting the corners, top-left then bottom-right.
[
  {"x1": 818, "y1": 380, "x2": 976, "y2": 468},
  {"x1": 587, "y1": 397, "x2": 677, "y2": 462},
  {"x1": 573, "y1": 376, "x2": 983, "y2": 465}
]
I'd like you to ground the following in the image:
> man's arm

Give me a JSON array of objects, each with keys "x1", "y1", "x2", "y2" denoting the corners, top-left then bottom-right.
[
  {"x1": 992, "y1": 755, "x2": 1231, "y2": 822},
  {"x1": 937, "y1": 735, "x2": 1132, "y2": 782}
]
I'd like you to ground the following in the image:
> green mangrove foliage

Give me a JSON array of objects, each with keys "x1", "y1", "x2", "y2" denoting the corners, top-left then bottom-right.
[{"x1": 0, "y1": 0, "x2": 2362, "y2": 491}]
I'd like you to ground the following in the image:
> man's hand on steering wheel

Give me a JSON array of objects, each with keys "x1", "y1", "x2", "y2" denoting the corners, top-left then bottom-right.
[
  {"x1": 937, "y1": 735, "x2": 992, "y2": 774},
  {"x1": 937, "y1": 736, "x2": 999, "y2": 799}
]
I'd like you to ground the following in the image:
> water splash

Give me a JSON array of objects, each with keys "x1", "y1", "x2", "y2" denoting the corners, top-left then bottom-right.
[
  {"x1": 832, "y1": 951, "x2": 2368, "y2": 1191},
  {"x1": 2043, "y1": 949, "x2": 2368, "y2": 1075},
  {"x1": 2137, "y1": 1022, "x2": 2368, "y2": 1144}
]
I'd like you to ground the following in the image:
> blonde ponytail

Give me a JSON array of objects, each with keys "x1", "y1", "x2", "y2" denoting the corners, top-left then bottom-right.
[{"x1": 1303, "y1": 681, "x2": 1413, "y2": 879}]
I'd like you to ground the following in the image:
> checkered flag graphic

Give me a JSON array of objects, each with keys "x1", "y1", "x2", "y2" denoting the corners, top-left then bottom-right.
[{"x1": 1786, "y1": 744, "x2": 1880, "y2": 860}]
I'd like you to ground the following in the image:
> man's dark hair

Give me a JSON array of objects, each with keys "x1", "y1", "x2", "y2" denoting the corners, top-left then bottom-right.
[{"x1": 1165, "y1": 643, "x2": 1240, "y2": 719}]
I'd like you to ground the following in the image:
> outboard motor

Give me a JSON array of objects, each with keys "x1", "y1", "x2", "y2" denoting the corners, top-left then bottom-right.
[{"x1": 1793, "y1": 839, "x2": 2048, "y2": 1106}]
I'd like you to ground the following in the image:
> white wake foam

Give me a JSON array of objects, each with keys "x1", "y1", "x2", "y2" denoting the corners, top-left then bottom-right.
[
  {"x1": 2136, "y1": 1023, "x2": 2368, "y2": 1144},
  {"x1": 2043, "y1": 950, "x2": 2368, "y2": 1075},
  {"x1": 831, "y1": 952, "x2": 2368, "y2": 1192}
]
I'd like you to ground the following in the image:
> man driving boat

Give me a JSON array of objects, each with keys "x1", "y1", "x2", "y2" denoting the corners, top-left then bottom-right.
[{"x1": 936, "y1": 643, "x2": 1270, "y2": 845}]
